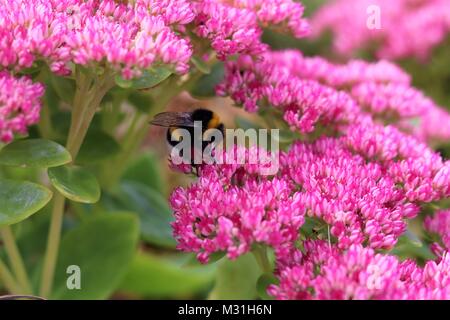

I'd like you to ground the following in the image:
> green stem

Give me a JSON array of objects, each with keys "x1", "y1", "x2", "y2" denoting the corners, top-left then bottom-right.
[
  {"x1": 67, "y1": 71, "x2": 115, "y2": 158},
  {"x1": 39, "y1": 69, "x2": 114, "y2": 298},
  {"x1": 39, "y1": 193, "x2": 65, "y2": 298},
  {"x1": 0, "y1": 227, "x2": 32, "y2": 294},
  {"x1": 252, "y1": 245, "x2": 272, "y2": 274},
  {"x1": 0, "y1": 258, "x2": 21, "y2": 294},
  {"x1": 37, "y1": 103, "x2": 54, "y2": 139}
]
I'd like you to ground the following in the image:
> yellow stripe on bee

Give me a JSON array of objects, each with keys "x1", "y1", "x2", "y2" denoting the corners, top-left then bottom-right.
[
  {"x1": 207, "y1": 113, "x2": 220, "y2": 129},
  {"x1": 169, "y1": 127, "x2": 183, "y2": 141}
]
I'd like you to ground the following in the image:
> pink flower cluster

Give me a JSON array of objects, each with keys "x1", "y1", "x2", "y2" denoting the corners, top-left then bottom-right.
[
  {"x1": 425, "y1": 209, "x2": 450, "y2": 255},
  {"x1": 171, "y1": 147, "x2": 306, "y2": 263},
  {"x1": 252, "y1": 51, "x2": 411, "y2": 88},
  {"x1": 0, "y1": 0, "x2": 309, "y2": 78},
  {"x1": 217, "y1": 50, "x2": 450, "y2": 143},
  {"x1": 0, "y1": 72, "x2": 44, "y2": 143},
  {"x1": 193, "y1": 0, "x2": 309, "y2": 60},
  {"x1": 170, "y1": 134, "x2": 449, "y2": 261},
  {"x1": 229, "y1": 0, "x2": 310, "y2": 38},
  {"x1": 67, "y1": 0, "x2": 194, "y2": 78},
  {"x1": 282, "y1": 138, "x2": 419, "y2": 250},
  {"x1": 0, "y1": 0, "x2": 194, "y2": 78},
  {"x1": 344, "y1": 123, "x2": 450, "y2": 203},
  {"x1": 171, "y1": 47, "x2": 450, "y2": 300},
  {"x1": 269, "y1": 241, "x2": 450, "y2": 300},
  {"x1": 312, "y1": 0, "x2": 450, "y2": 60},
  {"x1": 0, "y1": 0, "x2": 71, "y2": 74}
]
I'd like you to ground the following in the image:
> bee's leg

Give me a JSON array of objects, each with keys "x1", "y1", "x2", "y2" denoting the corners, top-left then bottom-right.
[{"x1": 191, "y1": 163, "x2": 200, "y2": 177}]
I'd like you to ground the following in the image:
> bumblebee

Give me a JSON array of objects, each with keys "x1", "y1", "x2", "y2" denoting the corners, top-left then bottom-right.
[{"x1": 150, "y1": 108, "x2": 225, "y2": 171}]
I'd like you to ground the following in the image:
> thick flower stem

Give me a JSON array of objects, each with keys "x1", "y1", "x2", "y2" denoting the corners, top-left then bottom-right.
[
  {"x1": 38, "y1": 193, "x2": 65, "y2": 298},
  {"x1": 67, "y1": 71, "x2": 115, "y2": 158},
  {"x1": 0, "y1": 227, "x2": 33, "y2": 294},
  {"x1": 0, "y1": 258, "x2": 21, "y2": 294},
  {"x1": 39, "y1": 70, "x2": 114, "y2": 298},
  {"x1": 253, "y1": 245, "x2": 272, "y2": 274}
]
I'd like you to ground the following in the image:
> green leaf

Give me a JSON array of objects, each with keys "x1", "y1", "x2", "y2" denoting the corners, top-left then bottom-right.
[
  {"x1": 50, "y1": 75, "x2": 76, "y2": 104},
  {"x1": 122, "y1": 152, "x2": 165, "y2": 194},
  {"x1": 118, "y1": 252, "x2": 216, "y2": 298},
  {"x1": 77, "y1": 131, "x2": 120, "y2": 164},
  {"x1": 51, "y1": 214, "x2": 139, "y2": 299},
  {"x1": 256, "y1": 273, "x2": 277, "y2": 300},
  {"x1": 190, "y1": 62, "x2": 224, "y2": 98},
  {"x1": 208, "y1": 254, "x2": 261, "y2": 300},
  {"x1": 131, "y1": 66, "x2": 172, "y2": 89},
  {"x1": 0, "y1": 139, "x2": 72, "y2": 168},
  {"x1": 391, "y1": 233, "x2": 436, "y2": 261},
  {"x1": 114, "y1": 75, "x2": 133, "y2": 89},
  {"x1": 48, "y1": 165, "x2": 101, "y2": 204},
  {"x1": 191, "y1": 56, "x2": 211, "y2": 74},
  {"x1": 0, "y1": 179, "x2": 52, "y2": 226},
  {"x1": 300, "y1": 217, "x2": 327, "y2": 239},
  {"x1": 115, "y1": 181, "x2": 175, "y2": 248}
]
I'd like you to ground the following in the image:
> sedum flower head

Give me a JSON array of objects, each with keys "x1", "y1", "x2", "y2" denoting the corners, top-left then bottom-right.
[
  {"x1": 269, "y1": 242, "x2": 450, "y2": 300},
  {"x1": 312, "y1": 0, "x2": 450, "y2": 60},
  {"x1": 193, "y1": 0, "x2": 309, "y2": 60},
  {"x1": 425, "y1": 209, "x2": 450, "y2": 254},
  {"x1": 170, "y1": 147, "x2": 306, "y2": 263},
  {"x1": 0, "y1": 72, "x2": 44, "y2": 142},
  {"x1": 282, "y1": 138, "x2": 419, "y2": 250},
  {"x1": 0, "y1": 0, "x2": 73, "y2": 75},
  {"x1": 0, "y1": 0, "x2": 195, "y2": 78},
  {"x1": 65, "y1": 0, "x2": 194, "y2": 78},
  {"x1": 218, "y1": 50, "x2": 450, "y2": 142}
]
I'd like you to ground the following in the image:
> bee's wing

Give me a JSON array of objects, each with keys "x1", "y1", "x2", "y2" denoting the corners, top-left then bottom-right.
[{"x1": 149, "y1": 112, "x2": 195, "y2": 127}]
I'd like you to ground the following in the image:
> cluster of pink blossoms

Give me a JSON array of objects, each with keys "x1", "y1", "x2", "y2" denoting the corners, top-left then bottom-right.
[
  {"x1": 269, "y1": 241, "x2": 450, "y2": 300},
  {"x1": 282, "y1": 138, "x2": 419, "y2": 250},
  {"x1": 0, "y1": 0, "x2": 308, "y2": 141},
  {"x1": 0, "y1": 72, "x2": 44, "y2": 143},
  {"x1": 170, "y1": 133, "x2": 448, "y2": 261},
  {"x1": 344, "y1": 123, "x2": 450, "y2": 203},
  {"x1": 193, "y1": 0, "x2": 309, "y2": 59},
  {"x1": 425, "y1": 209, "x2": 450, "y2": 256},
  {"x1": 0, "y1": 0, "x2": 309, "y2": 76},
  {"x1": 217, "y1": 50, "x2": 450, "y2": 143},
  {"x1": 170, "y1": 147, "x2": 306, "y2": 263},
  {"x1": 312, "y1": 0, "x2": 450, "y2": 60},
  {"x1": 171, "y1": 49, "x2": 450, "y2": 299},
  {"x1": 0, "y1": 0, "x2": 194, "y2": 77}
]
